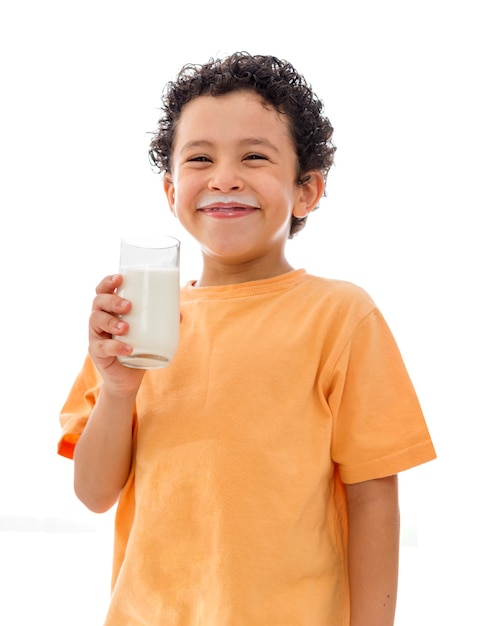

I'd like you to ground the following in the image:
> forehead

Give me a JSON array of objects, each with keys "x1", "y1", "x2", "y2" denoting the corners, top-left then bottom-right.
[{"x1": 173, "y1": 91, "x2": 292, "y2": 146}]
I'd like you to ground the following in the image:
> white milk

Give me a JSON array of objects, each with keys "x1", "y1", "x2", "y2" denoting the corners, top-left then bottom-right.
[{"x1": 115, "y1": 266, "x2": 180, "y2": 369}]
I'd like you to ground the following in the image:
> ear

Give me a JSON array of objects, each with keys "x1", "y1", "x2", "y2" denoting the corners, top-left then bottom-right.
[
  {"x1": 163, "y1": 174, "x2": 176, "y2": 216},
  {"x1": 292, "y1": 171, "x2": 325, "y2": 218}
]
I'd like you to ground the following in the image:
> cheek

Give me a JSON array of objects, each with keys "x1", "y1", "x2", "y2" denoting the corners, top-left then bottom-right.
[
  {"x1": 173, "y1": 202, "x2": 189, "y2": 225},
  {"x1": 257, "y1": 174, "x2": 296, "y2": 202},
  {"x1": 173, "y1": 192, "x2": 198, "y2": 229},
  {"x1": 170, "y1": 172, "x2": 202, "y2": 207},
  {"x1": 166, "y1": 182, "x2": 184, "y2": 214}
]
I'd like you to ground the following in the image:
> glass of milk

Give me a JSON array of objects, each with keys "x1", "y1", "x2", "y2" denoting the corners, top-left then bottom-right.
[{"x1": 114, "y1": 235, "x2": 180, "y2": 369}]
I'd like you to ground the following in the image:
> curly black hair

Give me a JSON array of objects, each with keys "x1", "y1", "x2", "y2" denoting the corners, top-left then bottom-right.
[{"x1": 149, "y1": 52, "x2": 336, "y2": 237}]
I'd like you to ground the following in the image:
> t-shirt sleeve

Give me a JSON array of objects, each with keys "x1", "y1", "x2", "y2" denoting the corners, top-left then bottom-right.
[
  {"x1": 328, "y1": 307, "x2": 436, "y2": 484},
  {"x1": 57, "y1": 354, "x2": 102, "y2": 460}
]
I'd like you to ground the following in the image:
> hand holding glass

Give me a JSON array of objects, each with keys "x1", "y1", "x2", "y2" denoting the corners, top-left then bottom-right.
[{"x1": 114, "y1": 236, "x2": 180, "y2": 369}]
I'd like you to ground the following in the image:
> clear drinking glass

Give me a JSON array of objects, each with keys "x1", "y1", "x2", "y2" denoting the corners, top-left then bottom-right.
[{"x1": 114, "y1": 235, "x2": 180, "y2": 369}]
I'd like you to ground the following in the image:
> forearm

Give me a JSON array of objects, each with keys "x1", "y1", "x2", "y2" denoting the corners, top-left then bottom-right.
[
  {"x1": 74, "y1": 384, "x2": 136, "y2": 513},
  {"x1": 346, "y1": 475, "x2": 400, "y2": 626}
]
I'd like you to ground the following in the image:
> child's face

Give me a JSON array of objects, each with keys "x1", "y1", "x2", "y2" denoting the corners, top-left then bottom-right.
[{"x1": 164, "y1": 90, "x2": 321, "y2": 275}]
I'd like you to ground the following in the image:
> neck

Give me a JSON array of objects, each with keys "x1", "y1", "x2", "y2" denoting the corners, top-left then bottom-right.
[{"x1": 195, "y1": 255, "x2": 294, "y2": 287}]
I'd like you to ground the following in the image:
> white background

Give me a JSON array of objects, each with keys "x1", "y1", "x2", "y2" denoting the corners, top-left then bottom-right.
[{"x1": 1, "y1": 0, "x2": 492, "y2": 623}]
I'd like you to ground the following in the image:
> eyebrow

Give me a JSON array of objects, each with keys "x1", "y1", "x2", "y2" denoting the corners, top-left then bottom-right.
[{"x1": 179, "y1": 137, "x2": 280, "y2": 154}]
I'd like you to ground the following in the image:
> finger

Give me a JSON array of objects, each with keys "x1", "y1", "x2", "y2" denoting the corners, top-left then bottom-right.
[
  {"x1": 89, "y1": 313, "x2": 133, "y2": 361},
  {"x1": 92, "y1": 292, "x2": 131, "y2": 317},
  {"x1": 91, "y1": 336, "x2": 133, "y2": 360},
  {"x1": 95, "y1": 274, "x2": 122, "y2": 295},
  {"x1": 89, "y1": 309, "x2": 129, "y2": 339}
]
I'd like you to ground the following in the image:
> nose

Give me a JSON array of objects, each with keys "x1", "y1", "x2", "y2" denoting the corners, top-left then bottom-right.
[{"x1": 208, "y1": 160, "x2": 244, "y2": 192}]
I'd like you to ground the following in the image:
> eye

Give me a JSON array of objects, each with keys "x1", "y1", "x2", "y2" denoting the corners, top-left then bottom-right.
[
  {"x1": 244, "y1": 153, "x2": 268, "y2": 161},
  {"x1": 188, "y1": 155, "x2": 211, "y2": 163}
]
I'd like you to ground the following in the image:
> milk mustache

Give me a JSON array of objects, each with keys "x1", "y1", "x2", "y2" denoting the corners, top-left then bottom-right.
[{"x1": 117, "y1": 266, "x2": 180, "y2": 369}]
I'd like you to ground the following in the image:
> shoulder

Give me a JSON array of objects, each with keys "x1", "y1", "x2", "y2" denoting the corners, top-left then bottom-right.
[
  {"x1": 298, "y1": 273, "x2": 377, "y2": 319},
  {"x1": 302, "y1": 273, "x2": 373, "y2": 299}
]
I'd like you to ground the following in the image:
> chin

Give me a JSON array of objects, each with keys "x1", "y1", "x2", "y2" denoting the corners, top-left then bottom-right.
[{"x1": 202, "y1": 233, "x2": 258, "y2": 255}]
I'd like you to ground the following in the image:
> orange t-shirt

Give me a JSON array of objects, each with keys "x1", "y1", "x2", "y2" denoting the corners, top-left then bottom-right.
[{"x1": 59, "y1": 270, "x2": 436, "y2": 625}]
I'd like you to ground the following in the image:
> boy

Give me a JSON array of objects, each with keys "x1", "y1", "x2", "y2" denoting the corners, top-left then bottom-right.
[{"x1": 58, "y1": 52, "x2": 436, "y2": 625}]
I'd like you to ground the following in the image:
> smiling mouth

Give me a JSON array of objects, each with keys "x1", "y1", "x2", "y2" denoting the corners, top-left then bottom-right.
[
  {"x1": 197, "y1": 199, "x2": 260, "y2": 218},
  {"x1": 198, "y1": 207, "x2": 258, "y2": 218}
]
